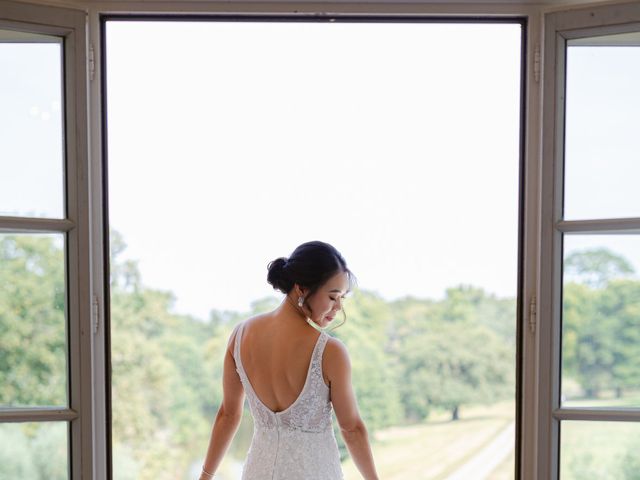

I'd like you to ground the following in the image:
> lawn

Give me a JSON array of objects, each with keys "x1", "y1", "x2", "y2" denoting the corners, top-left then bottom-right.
[{"x1": 342, "y1": 401, "x2": 516, "y2": 480}]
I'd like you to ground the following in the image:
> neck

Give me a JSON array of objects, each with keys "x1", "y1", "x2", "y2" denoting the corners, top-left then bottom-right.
[
  {"x1": 278, "y1": 295, "x2": 330, "y2": 332},
  {"x1": 276, "y1": 294, "x2": 310, "y2": 323}
]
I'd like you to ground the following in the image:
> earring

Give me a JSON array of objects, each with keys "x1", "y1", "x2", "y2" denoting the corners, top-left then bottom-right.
[{"x1": 298, "y1": 296, "x2": 304, "y2": 308}]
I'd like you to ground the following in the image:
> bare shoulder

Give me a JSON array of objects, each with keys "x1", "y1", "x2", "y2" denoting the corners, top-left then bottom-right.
[
  {"x1": 244, "y1": 312, "x2": 273, "y2": 330},
  {"x1": 325, "y1": 336, "x2": 349, "y2": 357},
  {"x1": 323, "y1": 336, "x2": 352, "y2": 379},
  {"x1": 225, "y1": 313, "x2": 271, "y2": 353}
]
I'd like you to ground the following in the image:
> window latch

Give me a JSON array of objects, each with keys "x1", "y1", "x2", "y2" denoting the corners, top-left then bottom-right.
[
  {"x1": 92, "y1": 295, "x2": 99, "y2": 334},
  {"x1": 89, "y1": 43, "x2": 95, "y2": 82},
  {"x1": 528, "y1": 295, "x2": 537, "y2": 333}
]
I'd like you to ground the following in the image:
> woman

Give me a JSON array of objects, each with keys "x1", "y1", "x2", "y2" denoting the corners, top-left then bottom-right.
[{"x1": 199, "y1": 241, "x2": 379, "y2": 480}]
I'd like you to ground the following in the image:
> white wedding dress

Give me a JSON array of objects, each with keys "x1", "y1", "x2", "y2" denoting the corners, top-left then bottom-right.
[{"x1": 233, "y1": 321, "x2": 344, "y2": 480}]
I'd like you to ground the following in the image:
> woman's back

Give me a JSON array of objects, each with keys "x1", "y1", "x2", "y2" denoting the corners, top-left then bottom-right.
[
  {"x1": 238, "y1": 313, "x2": 330, "y2": 413},
  {"x1": 233, "y1": 318, "x2": 344, "y2": 479}
]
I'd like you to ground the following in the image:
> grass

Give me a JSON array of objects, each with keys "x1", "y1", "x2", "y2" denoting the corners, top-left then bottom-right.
[
  {"x1": 341, "y1": 394, "x2": 640, "y2": 480},
  {"x1": 560, "y1": 421, "x2": 640, "y2": 480},
  {"x1": 560, "y1": 392, "x2": 640, "y2": 479},
  {"x1": 342, "y1": 401, "x2": 516, "y2": 480}
]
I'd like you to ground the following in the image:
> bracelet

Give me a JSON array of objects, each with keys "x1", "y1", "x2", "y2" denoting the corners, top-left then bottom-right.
[{"x1": 201, "y1": 466, "x2": 215, "y2": 478}]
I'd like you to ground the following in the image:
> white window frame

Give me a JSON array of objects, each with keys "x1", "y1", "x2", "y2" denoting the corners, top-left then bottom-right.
[
  {"x1": 90, "y1": 7, "x2": 536, "y2": 480},
  {"x1": 0, "y1": 1, "x2": 92, "y2": 479},
  {"x1": 538, "y1": 2, "x2": 640, "y2": 479},
  {"x1": 537, "y1": 2, "x2": 640, "y2": 480}
]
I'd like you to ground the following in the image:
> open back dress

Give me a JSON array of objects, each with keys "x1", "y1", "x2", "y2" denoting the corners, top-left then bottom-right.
[{"x1": 233, "y1": 321, "x2": 344, "y2": 480}]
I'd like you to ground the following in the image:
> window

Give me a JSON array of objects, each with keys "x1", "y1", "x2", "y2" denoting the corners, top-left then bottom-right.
[
  {"x1": 103, "y1": 18, "x2": 523, "y2": 480},
  {"x1": 540, "y1": 3, "x2": 640, "y2": 479},
  {"x1": 0, "y1": 3, "x2": 90, "y2": 479}
]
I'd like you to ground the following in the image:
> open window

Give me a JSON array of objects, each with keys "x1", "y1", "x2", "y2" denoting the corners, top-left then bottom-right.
[
  {"x1": 0, "y1": 1, "x2": 91, "y2": 478},
  {"x1": 538, "y1": 2, "x2": 640, "y2": 478}
]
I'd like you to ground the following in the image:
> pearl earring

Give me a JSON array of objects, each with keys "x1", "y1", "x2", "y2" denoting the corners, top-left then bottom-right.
[{"x1": 298, "y1": 296, "x2": 304, "y2": 308}]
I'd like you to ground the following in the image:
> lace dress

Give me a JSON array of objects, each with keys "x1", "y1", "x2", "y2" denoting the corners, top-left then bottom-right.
[{"x1": 233, "y1": 321, "x2": 344, "y2": 480}]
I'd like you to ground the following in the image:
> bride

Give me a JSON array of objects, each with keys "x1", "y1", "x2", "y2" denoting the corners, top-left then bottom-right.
[{"x1": 199, "y1": 241, "x2": 379, "y2": 480}]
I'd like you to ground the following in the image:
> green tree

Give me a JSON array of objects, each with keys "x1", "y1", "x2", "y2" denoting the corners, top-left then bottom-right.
[
  {"x1": 565, "y1": 248, "x2": 634, "y2": 288},
  {"x1": 562, "y1": 282, "x2": 614, "y2": 397},
  {"x1": 400, "y1": 321, "x2": 511, "y2": 421},
  {"x1": 109, "y1": 230, "x2": 228, "y2": 480},
  {"x1": 562, "y1": 250, "x2": 639, "y2": 398},
  {"x1": 598, "y1": 279, "x2": 640, "y2": 397},
  {"x1": 334, "y1": 290, "x2": 404, "y2": 431},
  {"x1": 0, "y1": 235, "x2": 66, "y2": 406},
  {"x1": 393, "y1": 287, "x2": 514, "y2": 421}
]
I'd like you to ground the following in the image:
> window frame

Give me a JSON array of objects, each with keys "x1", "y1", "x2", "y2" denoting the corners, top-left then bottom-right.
[
  {"x1": 539, "y1": 2, "x2": 640, "y2": 479},
  {"x1": 96, "y1": 9, "x2": 531, "y2": 480},
  {"x1": 0, "y1": 0, "x2": 91, "y2": 479}
]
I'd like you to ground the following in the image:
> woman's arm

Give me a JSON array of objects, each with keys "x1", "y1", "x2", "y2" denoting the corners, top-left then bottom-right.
[
  {"x1": 199, "y1": 326, "x2": 245, "y2": 480},
  {"x1": 325, "y1": 338, "x2": 380, "y2": 480}
]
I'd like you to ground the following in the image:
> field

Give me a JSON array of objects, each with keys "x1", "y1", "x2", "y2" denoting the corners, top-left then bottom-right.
[
  {"x1": 340, "y1": 394, "x2": 640, "y2": 479},
  {"x1": 342, "y1": 402, "x2": 515, "y2": 480}
]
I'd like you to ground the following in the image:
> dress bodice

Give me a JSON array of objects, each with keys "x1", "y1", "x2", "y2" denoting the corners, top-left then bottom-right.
[{"x1": 233, "y1": 321, "x2": 344, "y2": 479}]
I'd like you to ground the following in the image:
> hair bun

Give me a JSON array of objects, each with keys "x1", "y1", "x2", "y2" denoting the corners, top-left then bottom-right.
[{"x1": 267, "y1": 257, "x2": 293, "y2": 294}]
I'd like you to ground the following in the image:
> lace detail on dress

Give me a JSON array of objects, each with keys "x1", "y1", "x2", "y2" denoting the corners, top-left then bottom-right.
[{"x1": 233, "y1": 321, "x2": 343, "y2": 480}]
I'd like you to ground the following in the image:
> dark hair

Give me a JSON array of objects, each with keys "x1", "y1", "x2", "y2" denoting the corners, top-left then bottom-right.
[{"x1": 267, "y1": 240, "x2": 356, "y2": 300}]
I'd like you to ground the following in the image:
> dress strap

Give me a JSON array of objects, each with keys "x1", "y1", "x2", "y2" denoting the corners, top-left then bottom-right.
[
  {"x1": 312, "y1": 332, "x2": 330, "y2": 371},
  {"x1": 233, "y1": 321, "x2": 245, "y2": 365}
]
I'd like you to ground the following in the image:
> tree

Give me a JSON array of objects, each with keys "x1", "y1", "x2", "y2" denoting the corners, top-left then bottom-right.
[
  {"x1": 565, "y1": 248, "x2": 634, "y2": 288},
  {"x1": 562, "y1": 250, "x2": 640, "y2": 399},
  {"x1": 109, "y1": 231, "x2": 225, "y2": 480},
  {"x1": 0, "y1": 235, "x2": 66, "y2": 406},
  {"x1": 562, "y1": 282, "x2": 614, "y2": 398},
  {"x1": 393, "y1": 287, "x2": 514, "y2": 421},
  {"x1": 334, "y1": 290, "x2": 404, "y2": 431},
  {"x1": 598, "y1": 279, "x2": 640, "y2": 397},
  {"x1": 0, "y1": 236, "x2": 68, "y2": 479},
  {"x1": 399, "y1": 321, "x2": 512, "y2": 421}
]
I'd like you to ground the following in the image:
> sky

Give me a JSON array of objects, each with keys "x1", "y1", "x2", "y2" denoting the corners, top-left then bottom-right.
[
  {"x1": 0, "y1": 41, "x2": 63, "y2": 218},
  {"x1": 104, "y1": 21, "x2": 522, "y2": 319},
  {"x1": 2, "y1": 22, "x2": 639, "y2": 320}
]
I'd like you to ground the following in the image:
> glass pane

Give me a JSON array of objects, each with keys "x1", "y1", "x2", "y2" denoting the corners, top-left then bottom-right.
[
  {"x1": 562, "y1": 235, "x2": 640, "y2": 407},
  {"x1": 0, "y1": 233, "x2": 67, "y2": 407},
  {"x1": 0, "y1": 422, "x2": 68, "y2": 479},
  {"x1": 560, "y1": 421, "x2": 640, "y2": 479},
  {"x1": 107, "y1": 21, "x2": 521, "y2": 479},
  {"x1": 0, "y1": 30, "x2": 64, "y2": 218},
  {"x1": 564, "y1": 32, "x2": 640, "y2": 220}
]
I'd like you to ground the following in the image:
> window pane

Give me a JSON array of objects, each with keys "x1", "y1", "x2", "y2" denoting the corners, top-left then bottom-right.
[
  {"x1": 0, "y1": 422, "x2": 68, "y2": 479},
  {"x1": 0, "y1": 31, "x2": 64, "y2": 219},
  {"x1": 560, "y1": 421, "x2": 640, "y2": 479},
  {"x1": 107, "y1": 21, "x2": 521, "y2": 479},
  {"x1": 562, "y1": 235, "x2": 640, "y2": 407},
  {"x1": 564, "y1": 33, "x2": 640, "y2": 220},
  {"x1": 0, "y1": 234, "x2": 67, "y2": 407}
]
